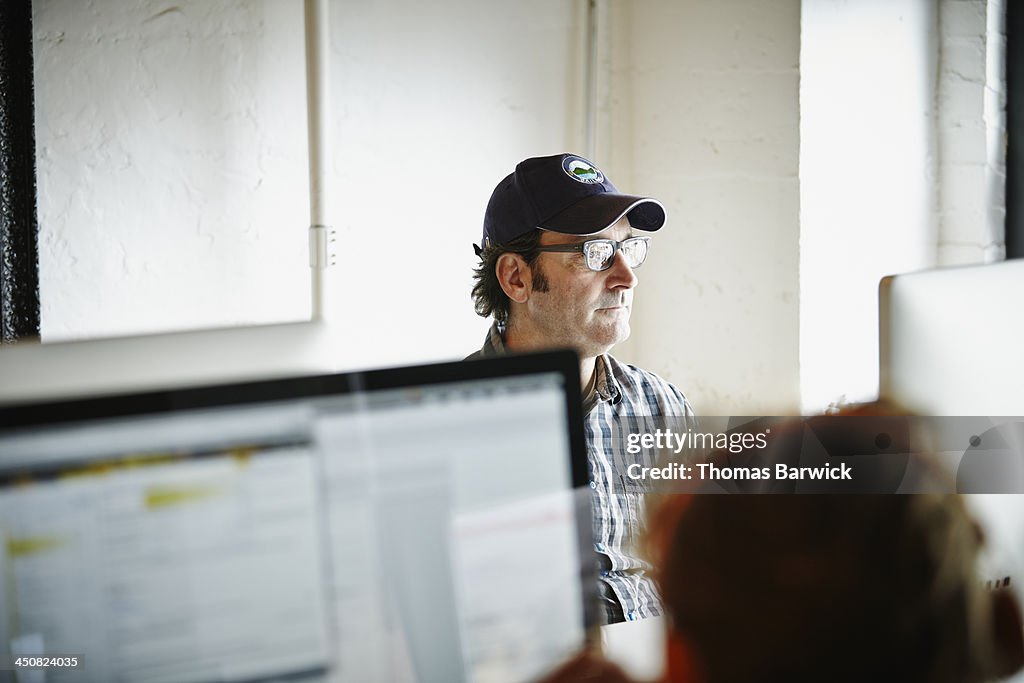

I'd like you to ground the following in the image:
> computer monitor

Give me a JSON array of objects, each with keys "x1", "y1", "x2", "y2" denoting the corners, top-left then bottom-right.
[
  {"x1": 879, "y1": 259, "x2": 1024, "y2": 683},
  {"x1": 0, "y1": 351, "x2": 596, "y2": 683},
  {"x1": 879, "y1": 259, "x2": 1024, "y2": 416}
]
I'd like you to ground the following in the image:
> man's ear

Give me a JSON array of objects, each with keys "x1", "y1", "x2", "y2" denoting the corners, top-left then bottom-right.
[
  {"x1": 991, "y1": 589, "x2": 1024, "y2": 678},
  {"x1": 496, "y1": 253, "x2": 532, "y2": 304}
]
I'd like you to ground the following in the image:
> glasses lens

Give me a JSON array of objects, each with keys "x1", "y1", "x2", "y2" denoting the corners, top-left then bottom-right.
[
  {"x1": 621, "y1": 238, "x2": 649, "y2": 268},
  {"x1": 585, "y1": 240, "x2": 615, "y2": 271}
]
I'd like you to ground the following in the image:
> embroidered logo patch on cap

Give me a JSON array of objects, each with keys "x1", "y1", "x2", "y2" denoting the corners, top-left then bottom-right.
[{"x1": 562, "y1": 156, "x2": 605, "y2": 184}]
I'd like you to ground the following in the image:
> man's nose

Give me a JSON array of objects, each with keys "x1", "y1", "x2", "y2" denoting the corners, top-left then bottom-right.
[{"x1": 606, "y1": 251, "x2": 638, "y2": 289}]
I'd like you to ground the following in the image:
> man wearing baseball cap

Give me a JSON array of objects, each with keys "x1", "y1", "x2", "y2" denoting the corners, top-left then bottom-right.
[{"x1": 468, "y1": 153, "x2": 696, "y2": 624}]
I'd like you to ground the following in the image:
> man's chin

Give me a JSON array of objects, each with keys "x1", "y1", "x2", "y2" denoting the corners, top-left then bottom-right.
[
  {"x1": 582, "y1": 324, "x2": 630, "y2": 357},
  {"x1": 612, "y1": 324, "x2": 632, "y2": 348}
]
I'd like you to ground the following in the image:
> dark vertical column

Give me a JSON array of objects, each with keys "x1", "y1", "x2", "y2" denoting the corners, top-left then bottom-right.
[
  {"x1": 0, "y1": 0, "x2": 40, "y2": 342},
  {"x1": 1008, "y1": 0, "x2": 1024, "y2": 259}
]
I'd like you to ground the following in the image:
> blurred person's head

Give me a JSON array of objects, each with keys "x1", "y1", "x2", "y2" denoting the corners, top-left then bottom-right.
[{"x1": 646, "y1": 414, "x2": 1024, "y2": 682}]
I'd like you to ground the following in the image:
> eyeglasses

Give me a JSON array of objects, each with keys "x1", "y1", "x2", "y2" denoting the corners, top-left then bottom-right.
[{"x1": 534, "y1": 237, "x2": 650, "y2": 272}]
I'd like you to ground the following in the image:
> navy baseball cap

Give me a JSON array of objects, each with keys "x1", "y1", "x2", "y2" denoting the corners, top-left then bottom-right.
[{"x1": 478, "y1": 153, "x2": 666, "y2": 249}]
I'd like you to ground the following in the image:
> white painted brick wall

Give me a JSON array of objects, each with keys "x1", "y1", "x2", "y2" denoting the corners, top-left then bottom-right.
[
  {"x1": 936, "y1": 0, "x2": 1007, "y2": 264},
  {"x1": 607, "y1": 0, "x2": 802, "y2": 414}
]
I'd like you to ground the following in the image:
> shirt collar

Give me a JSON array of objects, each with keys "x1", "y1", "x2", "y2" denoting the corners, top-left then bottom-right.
[
  {"x1": 593, "y1": 354, "x2": 623, "y2": 405},
  {"x1": 477, "y1": 321, "x2": 507, "y2": 356}
]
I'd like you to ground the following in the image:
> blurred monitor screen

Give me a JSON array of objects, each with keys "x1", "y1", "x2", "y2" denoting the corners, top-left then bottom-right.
[{"x1": 0, "y1": 351, "x2": 595, "y2": 683}]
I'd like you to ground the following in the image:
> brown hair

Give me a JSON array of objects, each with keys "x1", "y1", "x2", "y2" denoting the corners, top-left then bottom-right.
[
  {"x1": 470, "y1": 229, "x2": 549, "y2": 324},
  {"x1": 645, "y1": 411, "x2": 1012, "y2": 682},
  {"x1": 654, "y1": 494, "x2": 989, "y2": 682}
]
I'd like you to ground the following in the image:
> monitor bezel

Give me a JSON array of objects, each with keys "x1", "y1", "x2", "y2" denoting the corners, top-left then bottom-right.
[{"x1": 0, "y1": 350, "x2": 588, "y2": 491}]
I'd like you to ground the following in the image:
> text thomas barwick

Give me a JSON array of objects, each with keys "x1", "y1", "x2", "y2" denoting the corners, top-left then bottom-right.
[{"x1": 626, "y1": 461, "x2": 853, "y2": 481}]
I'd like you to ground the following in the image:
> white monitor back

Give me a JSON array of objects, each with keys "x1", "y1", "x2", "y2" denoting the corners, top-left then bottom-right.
[
  {"x1": 880, "y1": 259, "x2": 1024, "y2": 683},
  {"x1": 879, "y1": 259, "x2": 1024, "y2": 415},
  {"x1": 0, "y1": 322, "x2": 340, "y2": 405}
]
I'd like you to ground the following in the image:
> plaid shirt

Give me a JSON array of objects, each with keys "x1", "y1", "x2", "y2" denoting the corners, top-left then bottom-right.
[{"x1": 468, "y1": 323, "x2": 695, "y2": 623}]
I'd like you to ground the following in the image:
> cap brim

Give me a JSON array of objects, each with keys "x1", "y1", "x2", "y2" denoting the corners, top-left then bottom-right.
[{"x1": 540, "y1": 194, "x2": 666, "y2": 235}]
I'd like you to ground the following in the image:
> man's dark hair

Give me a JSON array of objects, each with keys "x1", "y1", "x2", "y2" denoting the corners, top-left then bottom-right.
[{"x1": 471, "y1": 229, "x2": 549, "y2": 324}]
